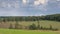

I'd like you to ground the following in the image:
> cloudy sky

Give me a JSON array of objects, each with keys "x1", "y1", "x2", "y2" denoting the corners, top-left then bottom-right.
[{"x1": 0, "y1": 0, "x2": 60, "y2": 16}]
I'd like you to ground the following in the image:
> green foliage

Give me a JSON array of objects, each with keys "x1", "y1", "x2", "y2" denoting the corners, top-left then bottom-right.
[
  {"x1": 40, "y1": 26, "x2": 43, "y2": 29},
  {"x1": 0, "y1": 14, "x2": 60, "y2": 22},
  {"x1": 29, "y1": 23, "x2": 37, "y2": 30},
  {"x1": 43, "y1": 14, "x2": 60, "y2": 21}
]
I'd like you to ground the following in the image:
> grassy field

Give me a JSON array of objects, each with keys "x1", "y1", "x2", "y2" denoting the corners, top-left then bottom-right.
[
  {"x1": 15, "y1": 20, "x2": 60, "y2": 30},
  {"x1": 0, "y1": 29, "x2": 60, "y2": 34},
  {"x1": 0, "y1": 20, "x2": 60, "y2": 34},
  {"x1": 0, "y1": 20, "x2": 60, "y2": 30}
]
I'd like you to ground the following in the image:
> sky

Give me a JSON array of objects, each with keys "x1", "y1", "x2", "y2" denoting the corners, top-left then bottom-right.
[{"x1": 0, "y1": 0, "x2": 60, "y2": 16}]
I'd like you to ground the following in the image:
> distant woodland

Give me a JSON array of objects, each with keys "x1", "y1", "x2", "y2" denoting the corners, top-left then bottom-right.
[{"x1": 0, "y1": 14, "x2": 60, "y2": 22}]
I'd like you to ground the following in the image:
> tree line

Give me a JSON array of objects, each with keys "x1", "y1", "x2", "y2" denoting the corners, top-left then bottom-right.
[
  {"x1": 42, "y1": 14, "x2": 60, "y2": 21},
  {"x1": 0, "y1": 14, "x2": 60, "y2": 22}
]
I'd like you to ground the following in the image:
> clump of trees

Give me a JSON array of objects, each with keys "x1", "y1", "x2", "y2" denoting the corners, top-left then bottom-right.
[
  {"x1": 28, "y1": 23, "x2": 58, "y2": 31},
  {"x1": 29, "y1": 23, "x2": 37, "y2": 30},
  {"x1": 42, "y1": 14, "x2": 60, "y2": 21}
]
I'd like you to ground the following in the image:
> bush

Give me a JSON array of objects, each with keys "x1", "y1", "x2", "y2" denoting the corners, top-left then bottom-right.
[
  {"x1": 29, "y1": 23, "x2": 37, "y2": 30},
  {"x1": 40, "y1": 26, "x2": 43, "y2": 29},
  {"x1": 52, "y1": 28, "x2": 58, "y2": 31},
  {"x1": 49, "y1": 25, "x2": 52, "y2": 30},
  {"x1": 9, "y1": 23, "x2": 13, "y2": 29},
  {"x1": 15, "y1": 22, "x2": 19, "y2": 29}
]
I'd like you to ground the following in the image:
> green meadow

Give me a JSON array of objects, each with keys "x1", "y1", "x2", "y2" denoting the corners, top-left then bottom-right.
[
  {"x1": 0, "y1": 29, "x2": 60, "y2": 34},
  {"x1": 10, "y1": 20, "x2": 60, "y2": 30},
  {"x1": 1, "y1": 20, "x2": 60, "y2": 30}
]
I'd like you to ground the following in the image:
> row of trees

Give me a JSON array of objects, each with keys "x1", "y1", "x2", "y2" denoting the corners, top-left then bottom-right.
[
  {"x1": 42, "y1": 14, "x2": 60, "y2": 21},
  {"x1": 0, "y1": 14, "x2": 60, "y2": 22}
]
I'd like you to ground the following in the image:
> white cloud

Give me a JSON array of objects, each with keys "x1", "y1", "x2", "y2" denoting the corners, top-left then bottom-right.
[
  {"x1": 33, "y1": 0, "x2": 48, "y2": 11},
  {"x1": 34, "y1": 0, "x2": 40, "y2": 5},
  {"x1": 0, "y1": 1, "x2": 20, "y2": 8},
  {"x1": 22, "y1": 0, "x2": 27, "y2": 4},
  {"x1": 34, "y1": 0, "x2": 48, "y2": 6}
]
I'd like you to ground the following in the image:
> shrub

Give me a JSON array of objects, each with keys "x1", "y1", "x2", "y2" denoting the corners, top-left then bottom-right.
[
  {"x1": 29, "y1": 23, "x2": 37, "y2": 30},
  {"x1": 9, "y1": 23, "x2": 13, "y2": 29}
]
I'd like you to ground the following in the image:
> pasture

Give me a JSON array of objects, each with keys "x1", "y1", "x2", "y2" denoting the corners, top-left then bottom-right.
[
  {"x1": 0, "y1": 20, "x2": 60, "y2": 34},
  {"x1": 0, "y1": 29, "x2": 60, "y2": 34},
  {"x1": 0, "y1": 20, "x2": 60, "y2": 30},
  {"x1": 11, "y1": 20, "x2": 60, "y2": 30}
]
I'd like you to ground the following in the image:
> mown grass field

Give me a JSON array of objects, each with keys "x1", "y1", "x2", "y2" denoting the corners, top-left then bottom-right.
[{"x1": 0, "y1": 29, "x2": 60, "y2": 34}]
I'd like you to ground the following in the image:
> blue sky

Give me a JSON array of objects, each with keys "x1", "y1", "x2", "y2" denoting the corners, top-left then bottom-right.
[{"x1": 0, "y1": 0, "x2": 60, "y2": 16}]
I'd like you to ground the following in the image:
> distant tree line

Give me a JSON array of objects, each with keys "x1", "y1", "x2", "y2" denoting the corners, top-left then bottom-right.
[
  {"x1": 0, "y1": 14, "x2": 60, "y2": 22},
  {"x1": 42, "y1": 14, "x2": 60, "y2": 21}
]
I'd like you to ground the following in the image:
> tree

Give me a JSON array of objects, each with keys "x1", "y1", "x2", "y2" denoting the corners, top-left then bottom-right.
[
  {"x1": 15, "y1": 21, "x2": 19, "y2": 29},
  {"x1": 40, "y1": 26, "x2": 43, "y2": 29},
  {"x1": 9, "y1": 23, "x2": 13, "y2": 29},
  {"x1": 29, "y1": 23, "x2": 37, "y2": 30},
  {"x1": 3, "y1": 18, "x2": 6, "y2": 23},
  {"x1": 49, "y1": 25, "x2": 52, "y2": 30},
  {"x1": 37, "y1": 17, "x2": 40, "y2": 29}
]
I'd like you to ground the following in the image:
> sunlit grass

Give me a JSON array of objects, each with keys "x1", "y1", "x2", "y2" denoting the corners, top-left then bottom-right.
[{"x1": 0, "y1": 29, "x2": 60, "y2": 34}]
